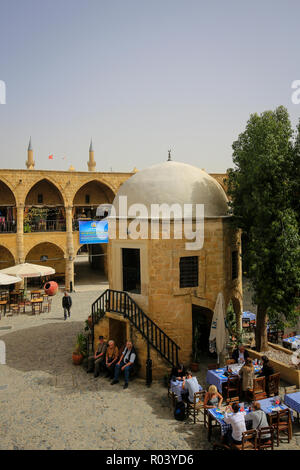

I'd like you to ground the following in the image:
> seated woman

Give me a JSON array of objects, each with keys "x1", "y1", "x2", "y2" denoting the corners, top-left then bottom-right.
[
  {"x1": 239, "y1": 357, "x2": 255, "y2": 401},
  {"x1": 204, "y1": 385, "x2": 223, "y2": 408},
  {"x1": 105, "y1": 340, "x2": 119, "y2": 379}
]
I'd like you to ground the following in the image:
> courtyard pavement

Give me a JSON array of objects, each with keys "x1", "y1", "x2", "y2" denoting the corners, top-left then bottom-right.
[{"x1": 0, "y1": 287, "x2": 299, "y2": 450}]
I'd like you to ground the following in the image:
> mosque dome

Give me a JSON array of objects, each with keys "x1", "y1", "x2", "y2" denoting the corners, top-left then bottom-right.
[{"x1": 113, "y1": 161, "x2": 229, "y2": 219}]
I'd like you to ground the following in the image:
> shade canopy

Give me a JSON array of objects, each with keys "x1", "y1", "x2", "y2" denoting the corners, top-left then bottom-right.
[
  {"x1": 0, "y1": 263, "x2": 55, "y2": 278},
  {"x1": 242, "y1": 311, "x2": 256, "y2": 321},
  {"x1": 0, "y1": 272, "x2": 22, "y2": 285}
]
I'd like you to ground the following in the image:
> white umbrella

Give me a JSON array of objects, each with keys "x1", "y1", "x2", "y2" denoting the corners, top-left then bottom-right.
[
  {"x1": 0, "y1": 263, "x2": 55, "y2": 278},
  {"x1": 0, "y1": 263, "x2": 55, "y2": 296},
  {"x1": 209, "y1": 292, "x2": 227, "y2": 361},
  {"x1": 0, "y1": 272, "x2": 22, "y2": 285}
]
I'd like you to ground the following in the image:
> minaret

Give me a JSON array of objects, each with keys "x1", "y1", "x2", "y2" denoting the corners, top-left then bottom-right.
[
  {"x1": 26, "y1": 137, "x2": 35, "y2": 169},
  {"x1": 88, "y1": 138, "x2": 96, "y2": 171}
]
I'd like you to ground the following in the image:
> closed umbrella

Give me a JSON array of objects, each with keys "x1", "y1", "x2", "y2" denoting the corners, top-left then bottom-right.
[
  {"x1": 0, "y1": 273, "x2": 22, "y2": 285},
  {"x1": 209, "y1": 292, "x2": 227, "y2": 362}
]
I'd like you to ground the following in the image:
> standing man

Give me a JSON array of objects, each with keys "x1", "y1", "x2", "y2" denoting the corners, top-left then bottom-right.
[
  {"x1": 111, "y1": 340, "x2": 136, "y2": 389},
  {"x1": 62, "y1": 291, "x2": 72, "y2": 320}
]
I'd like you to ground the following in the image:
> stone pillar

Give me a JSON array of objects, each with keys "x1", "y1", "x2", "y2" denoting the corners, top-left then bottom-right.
[
  {"x1": 65, "y1": 206, "x2": 74, "y2": 291},
  {"x1": 16, "y1": 204, "x2": 24, "y2": 264}
]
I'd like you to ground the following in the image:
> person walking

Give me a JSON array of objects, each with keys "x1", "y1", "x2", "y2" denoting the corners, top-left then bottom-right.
[{"x1": 62, "y1": 291, "x2": 72, "y2": 320}]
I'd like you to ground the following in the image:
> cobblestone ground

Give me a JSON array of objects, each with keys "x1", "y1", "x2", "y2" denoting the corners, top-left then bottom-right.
[{"x1": 0, "y1": 288, "x2": 299, "y2": 450}]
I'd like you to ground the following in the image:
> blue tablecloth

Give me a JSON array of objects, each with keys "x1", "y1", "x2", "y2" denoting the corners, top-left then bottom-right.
[
  {"x1": 206, "y1": 365, "x2": 262, "y2": 393},
  {"x1": 208, "y1": 406, "x2": 251, "y2": 436},
  {"x1": 284, "y1": 392, "x2": 300, "y2": 414},
  {"x1": 282, "y1": 335, "x2": 300, "y2": 349},
  {"x1": 257, "y1": 396, "x2": 293, "y2": 420},
  {"x1": 242, "y1": 311, "x2": 256, "y2": 321},
  {"x1": 170, "y1": 380, "x2": 202, "y2": 402}
]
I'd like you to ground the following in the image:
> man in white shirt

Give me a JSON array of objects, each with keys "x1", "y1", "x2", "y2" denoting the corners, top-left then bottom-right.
[
  {"x1": 223, "y1": 402, "x2": 246, "y2": 444},
  {"x1": 182, "y1": 370, "x2": 202, "y2": 403},
  {"x1": 111, "y1": 341, "x2": 136, "y2": 389}
]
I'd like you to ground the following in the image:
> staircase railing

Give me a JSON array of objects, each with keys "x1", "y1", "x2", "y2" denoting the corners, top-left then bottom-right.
[{"x1": 91, "y1": 289, "x2": 180, "y2": 383}]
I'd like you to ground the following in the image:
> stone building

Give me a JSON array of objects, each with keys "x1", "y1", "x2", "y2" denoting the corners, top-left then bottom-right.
[
  {"x1": 93, "y1": 160, "x2": 243, "y2": 379},
  {"x1": 0, "y1": 139, "x2": 133, "y2": 288}
]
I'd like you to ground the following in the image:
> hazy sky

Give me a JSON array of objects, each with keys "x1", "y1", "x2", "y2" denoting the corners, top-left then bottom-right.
[{"x1": 1, "y1": 0, "x2": 300, "y2": 173}]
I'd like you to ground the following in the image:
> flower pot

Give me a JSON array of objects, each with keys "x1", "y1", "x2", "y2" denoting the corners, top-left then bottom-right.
[
  {"x1": 44, "y1": 281, "x2": 58, "y2": 296},
  {"x1": 190, "y1": 362, "x2": 199, "y2": 372},
  {"x1": 72, "y1": 352, "x2": 83, "y2": 365}
]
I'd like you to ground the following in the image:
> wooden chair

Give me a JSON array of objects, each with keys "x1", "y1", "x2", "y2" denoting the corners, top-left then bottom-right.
[
  {"x1": 18, "y1": 301, "x2": 26, "y2": 313},
  {"x1": 10, "y1": 304, "x2": 20, "y2": 315},
  {"x1": 223, "y1": 376, "x2": 240, "y2": 401},
  {"x1": 231, "y1": 430, "x2": 257, "y2": 450},
  {"x1": 248, "y1": 376, "x2": 267, "y2": 401},
  {"x1": 268, "y1": 372, "x2": 280, "y2": 397},
  {"x1": 270, "y1": 409, "x2": 291, "y2": 447},
  {"x1": 257, "y1": 426, "x2": 274, "y2": 450},
  {"x1": 207, "y1": 363, "x2": 219, "y2": 370},
  {"x1": 227, "y1": 396, "x2": 240, "y2": 405},
  {"x1": 32, "y1": 302, "x2": 42, "y2": 315},
  {"x1": 186, "y1": 390, "x2": 205, "y2": 424},
  {"x1": 43, "y1": 298, "x2": 52, "y2": 313}
]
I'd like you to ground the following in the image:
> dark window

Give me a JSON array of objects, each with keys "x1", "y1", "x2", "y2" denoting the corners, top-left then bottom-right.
[
  {"x1": 231, "y1": 251, "x2": 239, "y2": 280},
  {"x1": 122, "y1": 248, "x2": 141, "y2": 294},
  {"x1": 37, "y1": 193, "x2": 43, "y2": 204},
  {"x1": 179, "y1": 256, "x2": 198, "y2": 288},
  {"x1": 85, "y1": 194, "x2": 90, "y2": 204}
]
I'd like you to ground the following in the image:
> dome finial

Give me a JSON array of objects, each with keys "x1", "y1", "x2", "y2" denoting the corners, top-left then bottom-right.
[{"x1": 167, "y1": 149, "x2": 172, "y2": 161}]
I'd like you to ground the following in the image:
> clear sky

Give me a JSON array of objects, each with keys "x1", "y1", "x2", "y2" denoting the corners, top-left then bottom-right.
[{"x1": 1, "y1": 0, "x2": 300, "y2": 173}]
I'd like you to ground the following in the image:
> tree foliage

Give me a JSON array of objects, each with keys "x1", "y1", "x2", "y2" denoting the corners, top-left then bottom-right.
[{"x1": 227, "y1": 106, "x2": 300, "y2": 351}]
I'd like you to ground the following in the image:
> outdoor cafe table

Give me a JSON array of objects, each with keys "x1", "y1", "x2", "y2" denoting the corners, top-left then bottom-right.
[
  {"x1": 207, "y1": 404, "x2": 252, "y2": 442},
  {"x1": 170, "y1": 379, "x2": 203, "y2": 401},
  {"x1": 282, "y1": 335, "x2": 300, "y2": 350},
  {"x1": 284, "y1": 392, "x2": 300, "y2": 423},
  {"x1": 207, "y1": 397, "x2": 293, "y2": 442},
  {"x1": 206, "y1": 364, "x2": 262, "y2": 394}
]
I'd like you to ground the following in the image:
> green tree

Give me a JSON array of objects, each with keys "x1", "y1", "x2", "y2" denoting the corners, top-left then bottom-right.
[{"x1": 227, "y1": 106, "x2": 300, "y2": 351}]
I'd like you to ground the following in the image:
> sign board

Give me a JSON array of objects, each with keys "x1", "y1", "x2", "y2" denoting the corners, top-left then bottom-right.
[{"x1": 79, "y1": 220, "x2": 108, "y2": 244}]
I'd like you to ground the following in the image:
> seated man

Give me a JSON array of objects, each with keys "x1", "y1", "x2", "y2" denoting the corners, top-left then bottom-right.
[
  {"x1": 87, "y1": 335, "x2": 107, "y2": 377},
  {"x1": 245, "y1": 401, "x2": 270, "y2": 440},
  {"x1": 105, "y1": 340, "x2": 119, "y2": 379},
  {"x1": 111, "y1": 340, "x2": 136, "y2": 389},
  {"x1": 232, "y1": 344, "x2": 249, "y2": 364},
  {"x1": 181, "y1": 370, "x2": 202, "y2": 403},
  {"x1": 258, "y1": 355, "x2": 274, "y2": 395},
  {"x1": 223, "y1": 402, "x2": 246, "y2": 445}
]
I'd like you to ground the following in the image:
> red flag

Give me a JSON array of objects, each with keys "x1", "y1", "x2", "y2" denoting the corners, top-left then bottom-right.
[{"x1": 48, "y1": 155, "x2": 53, "y2": 160}]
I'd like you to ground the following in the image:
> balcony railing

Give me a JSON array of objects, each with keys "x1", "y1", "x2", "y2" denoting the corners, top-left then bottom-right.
[
  {"x1": 24, "y1": 220, "x2": 66, "y2": 233},
  {"x1": 0, "y1": 221, "x2": 16, "y2": 233}
]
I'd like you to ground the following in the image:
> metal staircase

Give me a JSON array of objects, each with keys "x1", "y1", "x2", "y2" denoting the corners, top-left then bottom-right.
[{"x1": 90, "y1": 289, "x2": 180, "y2": 385}]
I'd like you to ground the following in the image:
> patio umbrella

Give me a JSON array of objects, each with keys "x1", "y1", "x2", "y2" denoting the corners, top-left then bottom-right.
[
  {"x1": 0, "y1": 263, "x2": 55, "y2": 278},
  {"x1": 209, "y1": 292, "x2": 227, "y2": 362},
  {"x1": 0, "y1": 273, "x2": 22, "y2": 285},
  {"x1": 0, "y1": 263, "x2": 55, "y2": 295},
  {"x1": 242, "y1": 311, "x2": 256, "y2": 322}
]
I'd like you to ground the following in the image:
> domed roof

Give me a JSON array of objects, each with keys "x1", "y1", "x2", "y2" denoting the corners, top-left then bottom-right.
[{"x1": 113, "y1": 161, "x2": 229, "y2": 219}]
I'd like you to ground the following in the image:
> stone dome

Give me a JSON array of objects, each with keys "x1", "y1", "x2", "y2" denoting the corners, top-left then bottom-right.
[{"x1": 113, "y1": 161, "x2": 229, "y2": 219}]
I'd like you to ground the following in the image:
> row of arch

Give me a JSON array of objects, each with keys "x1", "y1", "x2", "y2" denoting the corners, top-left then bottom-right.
[
  {"x1": 0, "y1": 176, "x2": 116, "y2": 207},
  {"x1": 0, "y1": 242, "x2": 104, "y2": 267}
]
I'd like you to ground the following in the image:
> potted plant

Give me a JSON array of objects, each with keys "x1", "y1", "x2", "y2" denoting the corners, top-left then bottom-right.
[{"x1": 72, "y1": 332, "x2": 87, "y2": 365}]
